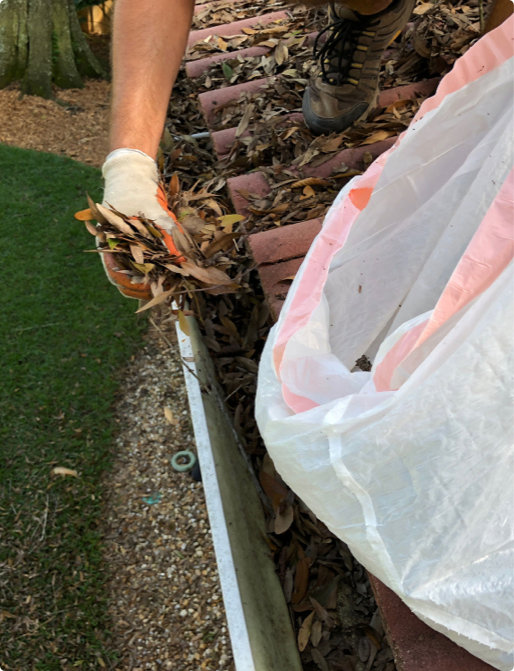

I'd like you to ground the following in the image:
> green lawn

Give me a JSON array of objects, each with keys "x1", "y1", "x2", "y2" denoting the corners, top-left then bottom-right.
[{"x1": 0, "y1": 145, "x2": 144, "y2": 670}]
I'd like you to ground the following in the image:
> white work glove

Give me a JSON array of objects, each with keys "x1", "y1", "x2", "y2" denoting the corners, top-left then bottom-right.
[
  {"x1": 99, "y1": 149, "x2": 181, "y2": 299},
  {"x1": 102, "y1": 148, "x2": 176, "y2": 232}
]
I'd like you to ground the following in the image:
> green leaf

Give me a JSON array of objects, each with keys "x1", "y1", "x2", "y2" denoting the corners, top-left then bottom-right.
[
  {"x1": 222, "y1": 62, "x2": 233, "y2": 81},
  {"x1": 107, "y1": 238, "x2": 119, "y2": 249}
]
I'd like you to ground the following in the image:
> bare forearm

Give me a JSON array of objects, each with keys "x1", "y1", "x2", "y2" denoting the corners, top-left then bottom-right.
[{"x1": 110, "y1": 0, "x2": 194, "y2": 159}]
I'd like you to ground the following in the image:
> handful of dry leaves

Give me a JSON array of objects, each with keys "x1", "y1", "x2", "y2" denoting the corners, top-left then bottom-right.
[{"x1": 75, "y1": 177, "x2": 246, "y2": 312}]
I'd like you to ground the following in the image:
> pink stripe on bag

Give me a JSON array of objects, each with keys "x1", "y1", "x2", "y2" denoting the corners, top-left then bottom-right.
[
  {"x1": 373, "y1": 320, "x2": 429, "y2": 393},
  {"x1": 417, "y1": 168, "x2": 514, "y2": 347}
]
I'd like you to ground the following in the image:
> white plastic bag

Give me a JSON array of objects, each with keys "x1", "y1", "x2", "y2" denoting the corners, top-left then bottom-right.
[{"x1": 256, "y1": 18, "x2": 514, "y2": 671}]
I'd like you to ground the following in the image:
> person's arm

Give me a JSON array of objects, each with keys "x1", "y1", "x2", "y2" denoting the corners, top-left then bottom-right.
[
  {"x1": 99, "y1": 0, "x2": 194, "y2": 296},
  {"x1": 109, "y1": 0, "x2": 195, "y2": 159}
]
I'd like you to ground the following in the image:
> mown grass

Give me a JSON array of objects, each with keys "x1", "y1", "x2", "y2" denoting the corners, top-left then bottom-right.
[{"x1": 0, "y1": 145, "x2": 144, "y2": 670}]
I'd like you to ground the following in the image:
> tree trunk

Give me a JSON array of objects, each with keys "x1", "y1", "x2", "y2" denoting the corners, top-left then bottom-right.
[{"x1": 0, "y1": 0, "x2": 105, "y2": 97}]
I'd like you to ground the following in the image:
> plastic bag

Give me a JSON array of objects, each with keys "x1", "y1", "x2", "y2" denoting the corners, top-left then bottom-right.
[{"x1": 256, "y1": 17, "x2": 514, "y2": 671}]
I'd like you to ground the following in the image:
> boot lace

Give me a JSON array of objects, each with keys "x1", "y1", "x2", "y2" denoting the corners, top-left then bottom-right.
[{"x1": 314, "y1": 5, "x2": 371, "y2": 86}]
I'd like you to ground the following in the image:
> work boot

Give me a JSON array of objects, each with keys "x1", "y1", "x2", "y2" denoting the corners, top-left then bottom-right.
[{"x1": 303, "y1": 0, "x2": 415, "y2": 135}]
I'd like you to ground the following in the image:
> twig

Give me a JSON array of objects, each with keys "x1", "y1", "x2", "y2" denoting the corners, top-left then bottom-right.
[{"x1": 478, "y1": 0, "x2": 485, "y2": 33}]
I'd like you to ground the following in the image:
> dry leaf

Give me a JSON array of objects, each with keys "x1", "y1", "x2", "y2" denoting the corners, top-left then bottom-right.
[
  {"x1": 259, "y1": 471, "x2": 288, "y2": 509},
  {"x1": 163, "y1": 263, "x2": 191, "y2": 277},
  {"x1": 52, "y1": 467, "x2": 78, "y2": 477},
  {"x1": 274, "y1": 502, "x2": 294, "y2": 534},
  {"x1": 86, "y1": 193, "x2": 106, "y2": 223},
  {"x1": 413, "y1": 34, "x2": 431, "y2": 58},
  {"x1": 135, "y1": 288, "x2": 176, "y2": 313},
  {"x1": 236, "y1": 103, "x2": 255, "y2": 138},
  {"x1": 178, "y1": 310, "x2": 190, "y2": 336},
  {"x1": 204, "y1": 232, "x2": 242, "y2": 259},
  {"x1": 361, "y1": 130, "x2": 394, "y2": 145},
  {"x1": 311, "y1": 620, "x2": 323, "y2": 647},
  {"x1": 181, "y1": 215, "x2": 206, "y2": 234},
  {"x1": 321, "y1": 136, "x2": 343, "y2": 153},
  {"x1": 310, "y1": 648, "x2": 329, "y2": 671},
  {"x1": 292, "y1": 557, "x2": 310, "y2": 604},
  {"x1": 130, "y1": 244, "x2": 145, "y2": 265},
  {"x1": 298, "y1": 611, "x2": 315, "y2": 652},
  {"x1": 74, "y1": 208, "x2": 93, "y2": 221},
  {"x1": 133, "y1": 263, "x2": 155, "y2": 274},
  {"x1": 164, "y1": 406, "x2": 179, "y2": 426},
  {"x1": 275, "y1": 41, "x2": 288, "y2": 65},
  {"x1": 413, "y1": 2, "x2": 433, "y2": 14},
  {"x1": 97, "y1": 204, "x2": 135, "y2": 236},
  {"x1": 291, "y1": 177, "x2": 330, "y2": 188},
  {"x1": 301, "y1": 185, "x2": 315, "y2": 200},
  {"x1": 181, "y1": 260, "x2": 233, "y2": 286},
  {"x1": 217, "y1": 214, "x2": 245, "y2": 229},
  {"x1": 169, "y1": 174, "x2": 180, "y2": 197},
  {"x1": 384, "y1": 98, "x2": 410, "y2": 114},
  {"x1": 84, "y1": 221, "x2": 99, "y2": 237}
]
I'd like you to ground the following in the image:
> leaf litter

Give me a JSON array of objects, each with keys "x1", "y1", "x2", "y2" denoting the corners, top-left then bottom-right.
[{"x1": 77, "y1": 1, "x2": 492, "y2": 668}]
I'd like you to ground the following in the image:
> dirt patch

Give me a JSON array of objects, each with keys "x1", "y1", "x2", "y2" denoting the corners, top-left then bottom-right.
[{"x1": 0, "y1": 79, "x2": 110, "y2": 168}]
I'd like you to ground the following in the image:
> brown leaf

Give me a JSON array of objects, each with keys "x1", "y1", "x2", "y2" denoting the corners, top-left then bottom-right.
[
  {"x1": 309, "y1": 597, "x2": 333, "y2": 627},
  {"x1": 413, "y1": 34, "x2": 431, "y2": 59},
  {"x1": 384, "y1": 98, "x2": 410, "y2": 114},
  {"x1": 413, "y1": 1, "x2": 433, "y2": 14},
  {"x1": 236, "y1": 103, "x2": 255, "y2": 138},
  {"x1": 84, "y1": 221, "x2": 99, "y2": 237},
  {"x1": 135, "y1": 288, "x2": 175, "y2": 313},
  {"x1": 169, "y1": 174, "x2": 180, "y2": 197},
  {"x1": 311, "y1": 648, "x2": 329, "y2": 671},
  {"x1": 129, "y1": 218, "x2": 153, "y2": 239},
  {"x1": 203, "y1": 232, "x2": 242, "y2": 259},
  {"x1": 297, "y1": 611, "x2": 315, "y2": 652},
  {"x1": 300, "y1": 185, "x2": 315, "y2": 200},
  {"x1": 181, "y1": 260, "x2": 233, "y2": 286},
  {"x1": 172, "y1": 228, "x2": 194, "y2": 255},
  {"x1": 164, "y1": 263, "x2": 191, "y2": 277},
  {"x1": 86, "y1": 193, "x2": 106, "y2": 223},
  {"x1": 259, "y1": 471, "x2": 288, "y2": 509},
  {"x1": 292, "y1": 557, "x2": 310, "y2": 604},
  {"x1": 181, "y1": 215, "x2": 206, "y2": 235},
  {"x1": 360, "y1": 130, "x2": 394, "y2": 146},
  {"x1": 97, "y1": 204, "x2": 135, "y2": 236},
  {"x1": 130, "y1": 244, "x2": 145, "y2": 265},
  {"x1": 311, "y1": 620, "x2": 323, "y2": 647},
  {"x1": 275, "y1": 41, "x2": 288, "y2": 66},
  {"x1": 291, "y1": 177, "x2": 330, "y2": 189},
  {"x1": 274, "y1": 502, "x2": 294, "y2": 534},
  {"x1": 321, "y1": 136, "x2": 343, "y2": 153}
]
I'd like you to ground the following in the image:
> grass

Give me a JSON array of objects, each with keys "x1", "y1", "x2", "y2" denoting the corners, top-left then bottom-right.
[{"x1": 0, "y1": 144, "x2": 145, "y2": 670}]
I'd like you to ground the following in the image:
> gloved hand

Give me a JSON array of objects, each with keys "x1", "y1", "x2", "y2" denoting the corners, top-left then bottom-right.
[{"x1": 100, "y1": 149, "x2": 183, "y2": 299}]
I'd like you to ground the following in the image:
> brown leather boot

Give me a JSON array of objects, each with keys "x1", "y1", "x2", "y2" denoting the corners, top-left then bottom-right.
[{"x1": 303, "y1": 0, "x2": 415, "y2": 135}]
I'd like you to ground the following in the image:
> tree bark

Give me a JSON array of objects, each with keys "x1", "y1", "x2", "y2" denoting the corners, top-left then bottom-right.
[
  {"x1": 68, "y1": 0, "x2": 105, "y2": 79},
  {"x1": 52, "y1": 0, "x2": 83, "y2": 88},
  {"x1": 0, "y1": 0, "x2": 105, "y2": 96},
  {"x1": 0, "y1": 0, "x2": 18, "y2": 87}
]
